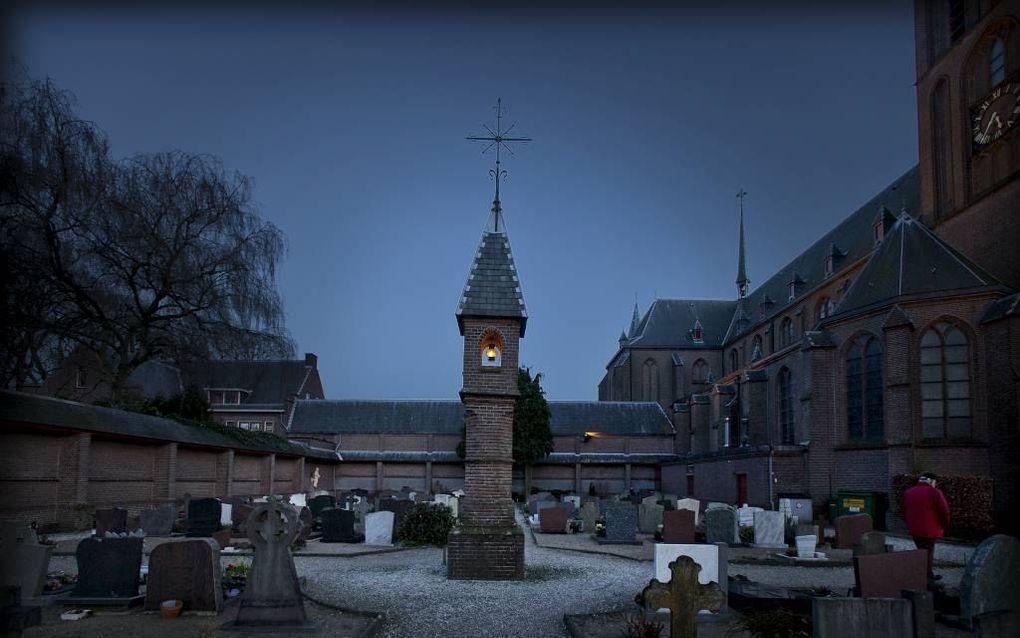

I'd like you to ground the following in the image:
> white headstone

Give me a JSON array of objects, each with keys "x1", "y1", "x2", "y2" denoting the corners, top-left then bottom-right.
[
  {"x1": 653, "y1": 544, "x2": 721, "y2": 612},
  {"x1": 738, "y1": 505, "x2": 763, "y2": 528},
  {"x1": 364, "y1": 511, "x2": 394, "y2": 546},
  {"x1": 434, "y1": 494, "x2": 458, "y2": 518},
  {"x1": 676, "y1": 498, "x2": 700, "y2": 526},
  {"x1": 753, "y1": 510, "x2": 786, "y2": 548},
  {"x1": 220, "y1": 503, "x2": 233, "y2": 526},
  {"x1": 289, "y1": 493, "x2": 307, "y2": 508},
  {"x1": 563, "y1": 495, "x2": 581, "y2": 510},
  {"x1": 452, "y1": 489, "x2": 466, "y2": 498}
]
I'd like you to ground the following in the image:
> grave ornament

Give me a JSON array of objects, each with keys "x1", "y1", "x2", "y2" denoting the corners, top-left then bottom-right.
[{"x1": 638, "y1": 556, "x2": 724, "y2": 638}]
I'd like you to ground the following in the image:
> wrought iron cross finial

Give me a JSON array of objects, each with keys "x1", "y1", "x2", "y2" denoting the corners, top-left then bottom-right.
[
  {"x1": 466, "y1": 98, "x2": 531, "y2": 205},
  {"x1": 736, "y1": 189, "x2": 748, "y2": 214}
]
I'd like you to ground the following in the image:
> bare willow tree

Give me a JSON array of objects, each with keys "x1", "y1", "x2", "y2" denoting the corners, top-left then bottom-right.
[{"x1": 1, "y1": 68, "x2": 293, "y2": 397}]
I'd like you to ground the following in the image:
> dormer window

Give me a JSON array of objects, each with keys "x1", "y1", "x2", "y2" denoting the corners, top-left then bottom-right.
[
  {"x1": 788, "y1": 282, "x2": 796, "y2": 301},
  {"x1": 787, "y1": 273, "x2": 804, "y2": 301},
  {"x1": 480, "y1": 331, "x2": 504, "y2": 368},
  {"x1": 759, "y1": 295, "x2": 774, "y2": 319},
  {"x1": 824, "y1": 255, "x2": 834, "y2": 277},
  {"x1": 691, "y1": 321, "x2": 704, "y2": 344}
]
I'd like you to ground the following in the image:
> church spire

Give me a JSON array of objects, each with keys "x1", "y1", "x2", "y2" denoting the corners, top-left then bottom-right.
[
  {"x1": 735, "y1": 190, "x2": 749, "y2": 299},
  {"x1": 628, "y1": 301, "x2": 641, "y2": 338}
]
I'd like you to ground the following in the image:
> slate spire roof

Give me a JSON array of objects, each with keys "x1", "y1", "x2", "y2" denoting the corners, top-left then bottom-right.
[
  {"x1": 830, "y1": 212, "x2": 1001, "y2": 319},
  {"x1": 455, "y1": 198, "x2": 528, "y2": 336},
  {"x1": 736, "y1": 205, "x2": 749, "y2": 297},
  {"x1": 629, "y1": 302, "x2": 641, "y2": 338}
]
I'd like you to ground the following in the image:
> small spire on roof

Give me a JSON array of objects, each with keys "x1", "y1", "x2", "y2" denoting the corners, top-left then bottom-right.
[
  {"x1": 629, "y1": 301, "x2": 641, "y2": 338},
  {"x1": 736, "y1": 190, "x2": 749, "y2": 298}
]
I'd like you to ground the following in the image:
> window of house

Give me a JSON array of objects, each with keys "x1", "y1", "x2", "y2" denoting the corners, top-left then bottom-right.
[
  {"x1": 642, "y1": 359, "x2": 659, "y2": 402},
  {"x1": 777, "y1": 367, "x2": 794, "y2": 445},
  {"x1": 226, "y1": 420, "x2": 236, "y2": 427},
  {"x1": 847, "y1": 334, "x2": 884, "y2": 441},
  {"x1": 692, "y1": 359, "x2": 709, "y2": 384},
  {"x1": 75, "y1": 366, "x2": 87, "y2": 389},
  {"x1": 990, "y1": 38, "x2": 1005, "y2": 86},
  {"x1": 921, "y1": 322, "x2": 972, "y2": 439},
  {"x1": 729, "y1": 349, "x2": 739, "y2": 373},
  {"x1": 779, "y1": 318, "x2": 794, "y2": 348},
  {"x1": 264, "y1": 421, "x2": 274, "y2": 433}
]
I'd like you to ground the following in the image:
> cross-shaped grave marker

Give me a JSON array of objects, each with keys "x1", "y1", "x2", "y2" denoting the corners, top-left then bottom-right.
[{"x1": 637, "y1": 555, "x2": 725, "y2": 638}]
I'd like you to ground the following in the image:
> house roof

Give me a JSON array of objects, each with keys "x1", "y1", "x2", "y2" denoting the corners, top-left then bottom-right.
[
  {"x1": 455, "y1": 202, "x2": 528, "y2": 336},
  {"x1": 829, "y1": 213, "x2": 1001, "y2": 319},
  {"x1": 0, "y1": 390, "x2": 335, "y2": 459},
  {"x1": 288, "y1": 399, "x2": 674, "y2": 436},
  {"x1": 181, "y1": 359, "x2": 311, "y2": 408},
  {"x1": 721, "y1": 165, "x2": 921, "y2": 343},
  {"x1": 625, "y1": 299, "x2": 738, "y2": 348}
]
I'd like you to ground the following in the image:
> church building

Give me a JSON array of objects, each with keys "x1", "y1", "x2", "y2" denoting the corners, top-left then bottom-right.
[{"x1": 600, "y1": 0, "x2": 1020, "y2": 531}]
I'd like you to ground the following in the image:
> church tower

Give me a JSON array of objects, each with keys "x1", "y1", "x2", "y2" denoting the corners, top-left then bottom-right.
[{"x1": 447, "y1": 197, "x2": 527, "y2": 580}]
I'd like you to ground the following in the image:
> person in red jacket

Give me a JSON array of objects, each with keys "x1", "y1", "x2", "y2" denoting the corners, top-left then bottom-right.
[{"x1": 902, "y1": 472, "x2": 950, "y2": 582}]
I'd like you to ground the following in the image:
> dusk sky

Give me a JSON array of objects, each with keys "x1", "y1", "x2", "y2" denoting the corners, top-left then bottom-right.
[{"x1": 8, "y1": 3, "x2": 920, "y2": 401}]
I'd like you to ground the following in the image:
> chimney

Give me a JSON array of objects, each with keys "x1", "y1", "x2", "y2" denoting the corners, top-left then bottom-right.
[{"x1": 304, "y1": 352, "x2": 317, "y2": 368}]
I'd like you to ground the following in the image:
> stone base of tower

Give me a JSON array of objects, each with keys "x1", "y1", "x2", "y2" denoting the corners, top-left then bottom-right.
[{"x1": 446, "y1": 524, "x2": 524, "y2": 580}]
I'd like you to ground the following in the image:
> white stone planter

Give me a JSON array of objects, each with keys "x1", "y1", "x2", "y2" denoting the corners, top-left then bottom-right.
[{"x1": 796, "y1": 534, "x2": 816, "y2": 558}]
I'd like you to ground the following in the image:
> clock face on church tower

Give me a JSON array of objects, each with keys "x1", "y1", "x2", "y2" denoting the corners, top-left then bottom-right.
[{"x1": 972, "y1": 82, "x2": 1020, "y2": 148}]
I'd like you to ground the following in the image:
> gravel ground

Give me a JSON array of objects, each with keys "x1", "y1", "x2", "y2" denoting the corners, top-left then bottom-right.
[{"x1": 43, "y1": 525, "x2": 968, "y2": 638}]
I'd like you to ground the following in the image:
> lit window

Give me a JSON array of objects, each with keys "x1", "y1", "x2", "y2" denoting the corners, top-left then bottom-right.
[
  {"x1": 480, "y1": 331, "x2": 503, "y2": 368},
  {"x1": 990, "y1": 38, "x2": 1005, "y2": 87}
]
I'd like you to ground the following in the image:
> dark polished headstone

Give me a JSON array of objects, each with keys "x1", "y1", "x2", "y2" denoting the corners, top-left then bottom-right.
[
  {"x1": 139, "y1": 505, "x2": 175, "y2": 536},
  {"x1": 378, "y1": 499, "x2": 414, "y2": 541},
  {"x1": 704, "y1": 506, "x2": 739, "y2": 545},
  {"x1": 662, "y1": 509, "x2": 696, "y2": 544},
  {"x1": 187, "y1": 498, "x2": 222, "y2": 538},
  {"x1": 67, "y1": 537, "x2": 143, "y2": 605},
  {"x1": 308, "y1": 495, "x2": 336, "y2": 518},
  {"x1": 94, "y1": 508, "x2": 128, "y2": 537},
  {"x1": 145, "y1": 539, "x2": 222, "y2": 612},
  {"x1": 601, "y1": 503, "x2": 638, "y2": 543},
  {"x1": 961, "y1": 534, "x2": 1020, "y2": 628},
  {"x1": 320, "y1": 508, "x2": 363, "y2": 543}
]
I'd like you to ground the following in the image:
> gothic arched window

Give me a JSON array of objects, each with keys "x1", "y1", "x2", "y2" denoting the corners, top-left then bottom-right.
[
  {"x1": 779, "y1": 318, "x2": 795, "y2": 349},
  {"x1": 751, "y1": 335, "x2": 763, "y2": 361},
  {"x1": 921, "y1": 322, "x2": 972, "y2": 439},
  {"x1": 642, "y1": 359, "x2": 659, "y2": 402},
  {"x1": 847, "y1": 334, "x2": 884, "y2": 441},
  {"x1": 729, "y1": 349, "x2": 739, "y2": 374},
  {"x1": 692, "y1": 359, "x2": 709, "y2": 385},
  {"x1": 777, "y1": 367, "x2": 794, "y2": 445}
]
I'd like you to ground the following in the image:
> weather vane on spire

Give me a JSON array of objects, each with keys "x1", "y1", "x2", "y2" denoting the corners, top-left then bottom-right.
[{"x1": 466, "y1": 98, "x2": 531, "y2": 209}]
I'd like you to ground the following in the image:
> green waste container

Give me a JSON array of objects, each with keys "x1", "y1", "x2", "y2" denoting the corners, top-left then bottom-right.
[{"x1": 836, "y1": 491, "x2": 887, "y2": 530}]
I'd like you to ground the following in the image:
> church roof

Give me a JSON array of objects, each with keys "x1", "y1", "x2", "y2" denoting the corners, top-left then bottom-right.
[
  {"x1": 288, "y1": 399, "x2": 674, "y2": 436},
  {"x1": 828, "y1": 213, "x2": 1000, "y2": 319},
  {"x1": 723, "y1": 165, "x2": 921, "y2": 343},
  {"x1": 455, "y1": 202, "x2": 528, "y2": 336},
  {"x1": 626, "y1": 299, "x2": 738, "y2": 348}
]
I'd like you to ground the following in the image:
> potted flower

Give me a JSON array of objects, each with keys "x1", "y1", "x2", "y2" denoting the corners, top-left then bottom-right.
[
  {"x1": 594, "y1": 521, "x2": 606, "y2": 538},
  {"x1": 222, "y1": 559, "x2": 250, "y2": 597}
]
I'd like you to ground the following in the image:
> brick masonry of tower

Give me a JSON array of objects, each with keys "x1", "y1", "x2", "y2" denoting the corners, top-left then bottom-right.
[{"x1": 447, "y1": 317, "x2": 525, "y2": 580}]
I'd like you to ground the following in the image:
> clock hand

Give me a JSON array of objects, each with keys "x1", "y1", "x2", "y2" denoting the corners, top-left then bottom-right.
[{"x1": 982, "y1": 114, "x2": 999, "y2": 136}]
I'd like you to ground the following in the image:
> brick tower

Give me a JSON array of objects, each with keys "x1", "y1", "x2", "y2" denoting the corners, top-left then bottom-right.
[{"x1": 447, "y1": 197, "x2": 527, "y2": 580}]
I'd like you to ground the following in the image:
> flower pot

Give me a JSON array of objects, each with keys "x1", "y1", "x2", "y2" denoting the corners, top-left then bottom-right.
[
  {"x1": 160, "y1": 599, "x2": 183, "y2": 619},
  {"x1": 795, "y1": 534, "x2": 816, "y2": 558}
]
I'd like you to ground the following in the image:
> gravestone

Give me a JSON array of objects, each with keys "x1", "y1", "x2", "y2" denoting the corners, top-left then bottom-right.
[
  {"x1": 642, "y1": 494, "x2": 662, "y2": 507},
  {"x1": 779, "y1": 497, "x2": 813, "y2": 525},
  {"x1": 660, "y1": 493, "x2": 679, "y2": 508},
  {"x1": 563, "y1": 495, "x2": 581, "y2": 511},
  {"x1": 297, "y1": 507, "x2": 314, "y2": 544},
  {"x1": 365, "y1": 511, "x2": 394, "y2": 546},
  {"x1": 737, "y1": 505, "x2": 763, "y2": 528},
  {"x1": 145, "y1": 538, "x2": 222, "y2": 612},
  {"x1": 705, "y1": 505, "x2": 738, "y2": 545},
  {"x1": 378, "y1": 499, "x2": 414, "y2": 541},
  {"x1": 434, "y1": 494, "x2": 459, "y2": 518},
  {"x1": 853, "y1": 531, "x2": 888, "y2": 556},
  {"x1": 308, "y1": 495, "x2": 336, "y2": 518},
  {"x1": 640, "y1": 555, "x2": 725, "y2": 638},
  {"x1": 226, "y1": 501, "x2": 311, "y2": 630},
  {"x1": 289, "y1": 493, "x2": 307, "y2": 509},
  {"x1": 600, "y1": 503, "x2": 638, "y2": 544},
  {"x1": 854, "y1": 549, "x2": 927, "y2": 598},
  {"x1": 752, "y1": 510, "x2": 786, "y2": 548},
  {"x1": 66, "y1": 537, "x2": 143, "y2": 605},
  {"x1": 139, "y1": 505, "x2": 175, "y2": 536},
  {"x1": 835, "y1": 513, "x2": 872, "y2": 550},
  {"x1": 661, "y1": 509, "x2": 695, "y2": 544},
  {"x1": 0, "y1": 526, "x2": 51, "y2": 599},
  {"x1": 232, "y1": 503, "x2": 255, "y2": 530},
  {"x1": 676, "y1": 498, "x2": 700, "y2": 526},
  {"x1": 320, "y1": 508, "x2": 363, "y2": 543},
  {"x1": 220, "y1": 503, "x2": 233, "y2": 527},
  {"x1": 94, "y1": 508, "x2": 128, "y2": 537},
  {"x1": 813, "y1": 597, "x2": 913, "y2": 638},
  {"x1": 539, "y1": 505, "x2": 570, "y2": 534},
  {"x1": 960, "y1": 534, "x2": 1020, "y2": 628},
  {"x1": 638, "y1": 503, "x2": 665, "y2": 534},
  {"x1": 528, "y1": 492, "x2": 554, "y2": 513},
  {"x1": 579, "y1": 502, "x2": 600, "y2": 534},
  {"x1": 532, "y1": 500, "x2": 558, "y2": 515},
  {"x1": 653, "y1": 544, "x2": 722, "y2": 595},
  {"x1": 187, "y1": 498, "x2": 223, "y2": 537}
]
